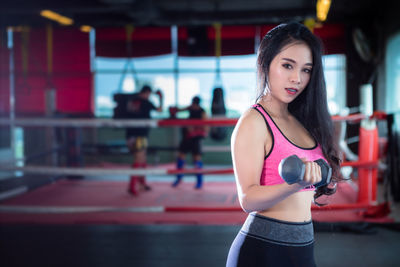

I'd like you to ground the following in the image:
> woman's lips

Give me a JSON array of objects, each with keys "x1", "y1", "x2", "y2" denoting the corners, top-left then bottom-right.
[{"x1": 285, "y1": 88, "x2": 298, "y2": 95}]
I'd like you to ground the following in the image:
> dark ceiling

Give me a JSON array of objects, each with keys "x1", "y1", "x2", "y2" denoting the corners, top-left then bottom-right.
[{"x1": 0, "y1": 0, "x2": 386, "y2": 28}]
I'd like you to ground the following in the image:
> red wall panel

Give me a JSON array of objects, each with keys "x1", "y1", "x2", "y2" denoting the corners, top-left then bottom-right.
[{"x1": 12, "y1": 27, "x2": 92, "y2": 115}]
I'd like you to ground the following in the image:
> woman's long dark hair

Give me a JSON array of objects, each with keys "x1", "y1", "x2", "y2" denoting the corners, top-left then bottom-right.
[{"x1": 256, "y1": 22, "x2": 343, "y2": 205}]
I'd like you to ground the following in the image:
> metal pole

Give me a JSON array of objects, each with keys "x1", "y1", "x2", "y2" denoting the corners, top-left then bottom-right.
[
  {"x1": 171, "y1": 25, "x2": 180, "y2": 151},
  {"x1": 171, "y1": 25, "x2": 178, "y2": 106},
  {"x1": 7, "y1": 28, "x2": 16, "y2": 168}
]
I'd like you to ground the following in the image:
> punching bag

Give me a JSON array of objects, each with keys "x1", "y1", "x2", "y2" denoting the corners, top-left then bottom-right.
[
  {"x1": 386, "y1": 114, "x2": 400, "y2": 202},
  {"x1": 210, "y1": 87, "x2": 227, "y2": 141}
]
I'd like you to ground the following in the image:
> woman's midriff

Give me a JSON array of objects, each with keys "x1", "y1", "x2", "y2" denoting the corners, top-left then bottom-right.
[{"x1": 257, "y1": 191, "x2": 314, "y2": 223}]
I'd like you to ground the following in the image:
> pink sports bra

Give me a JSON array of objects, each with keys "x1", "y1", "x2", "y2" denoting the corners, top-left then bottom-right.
[{"x1": 253, "y1": 104, "x2": 328, "y2": 192}]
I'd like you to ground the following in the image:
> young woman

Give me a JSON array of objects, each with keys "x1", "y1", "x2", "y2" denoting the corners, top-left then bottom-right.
[{"x1": 226, "y1": 22, "x2": 342, "y2": 266}]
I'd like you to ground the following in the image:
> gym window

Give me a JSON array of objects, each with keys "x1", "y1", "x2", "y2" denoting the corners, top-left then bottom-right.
[{"x1": 94, "y1": 53, "x2": 346, "y2": 118}]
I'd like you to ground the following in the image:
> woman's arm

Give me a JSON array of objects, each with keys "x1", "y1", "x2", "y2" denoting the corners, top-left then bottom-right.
[
  {"x1": 177, "y1": 107, "x2": 189, "y2": 112},
  {"x1": 231, "y1": 109, "x2": 304, "y2": 213}
]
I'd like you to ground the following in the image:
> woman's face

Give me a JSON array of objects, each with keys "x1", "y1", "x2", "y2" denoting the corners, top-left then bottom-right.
[{"x1": 267, "y1": 42, "x2": 313, "y2": 103}]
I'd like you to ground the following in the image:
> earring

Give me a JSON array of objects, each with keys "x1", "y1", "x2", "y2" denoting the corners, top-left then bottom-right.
[{"x1": 263, "y1": 84, "x2": 270, "y2": 95}]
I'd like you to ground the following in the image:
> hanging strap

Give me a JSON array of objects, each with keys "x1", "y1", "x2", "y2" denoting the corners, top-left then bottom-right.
[
  {"x1": 213, "y1": 23, "x2": 222, "y2": 88},
  {"x1": 117, "y1": 25, "x2": 138, "y2": 92},
  {"x1": 46, "y1": 23, "x2": 54, "y2": 89},
  {"x1": 21, "y1": 27, "x2": 30, "y2": 82}
]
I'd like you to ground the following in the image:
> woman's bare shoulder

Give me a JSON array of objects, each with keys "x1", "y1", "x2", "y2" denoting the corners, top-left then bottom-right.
[
  {"x1": 233, "y1": 107, "x2": 268, "y2": 141},
  {"x1": 236, "y1": 107, "x2": 266, "y2": 128}
]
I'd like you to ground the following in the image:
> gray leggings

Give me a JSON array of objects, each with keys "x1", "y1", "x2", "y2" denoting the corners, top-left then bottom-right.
[{"x1": 226, "y1": 213, "x2": 317, "y2": 267}]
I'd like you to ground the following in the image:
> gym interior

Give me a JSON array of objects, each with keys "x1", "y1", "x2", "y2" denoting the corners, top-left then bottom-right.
[{"x1": 1, "y1": 1, "x2": 400, "y2": 266}]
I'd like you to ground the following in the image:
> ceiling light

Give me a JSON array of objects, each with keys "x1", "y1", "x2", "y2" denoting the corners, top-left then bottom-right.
[
  {"x1": 316, "y1": 0, "x2": 331, "y2": 22},
  {"x1": 80, "y1": 25, "x2": 92, "y2": 33},
  {"x1": 40, "y1": 10, "x2": 73, "y2": 26}
]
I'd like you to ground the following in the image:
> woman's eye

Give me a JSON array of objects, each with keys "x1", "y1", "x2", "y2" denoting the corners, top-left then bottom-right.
[
  {"x1": 303, "y1": 68, "x2": 312, "y2": 73},
  {"x1": 282, "y1": 63, "x2": 292, "y2": 69}
]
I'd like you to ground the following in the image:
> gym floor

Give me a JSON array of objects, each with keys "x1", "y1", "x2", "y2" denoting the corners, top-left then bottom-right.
[
  {"x1": 1, "y1": 175, "x2": 400, "y2": 267},
  {"x1": 1, "y1": 223, "x2": 400, "y2": 267}
]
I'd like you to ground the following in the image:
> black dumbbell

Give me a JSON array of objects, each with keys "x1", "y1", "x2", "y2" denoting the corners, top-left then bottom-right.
[{"x1": 278, "y1": 155, "x2": 332, "y2": 188}]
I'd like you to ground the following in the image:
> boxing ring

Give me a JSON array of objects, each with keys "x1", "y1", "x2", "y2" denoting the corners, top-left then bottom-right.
[{"x1": 0, "y1": 112, "x2": 392, "y2": 223}]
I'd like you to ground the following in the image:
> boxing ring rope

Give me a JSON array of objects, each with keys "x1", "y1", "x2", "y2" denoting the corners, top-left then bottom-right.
[
  {"x1": 0, "y1": 161, "x2": 381, "y2": 176},
  {"x1": 0, "y1": 117, "x2": 237, "y2": 128},
  {"x1": 0, "y1": 202, "x2": 376, "y2": 214},
  {"x1": 0, "y1": 112, "x2": 389, "y2": 214},
  {"x1": 0, "y1": 112, "x2": 382, "y2": 128},
  {"x1": 0, "y1": 165, "x2": 234, "y2": 176}
]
